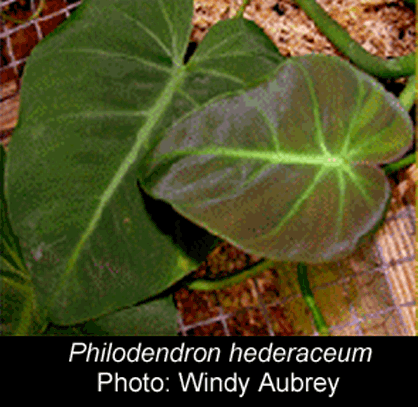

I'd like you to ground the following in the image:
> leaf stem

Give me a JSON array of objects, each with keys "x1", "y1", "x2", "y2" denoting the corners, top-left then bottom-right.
[
  {"x1": 292, "y1": 0, "x2": 415, "y2": 78},
  {"x1": 398, "y1": 75, "x2": 416, "y2": 111},
  {"x1": 0, "y1": 0, "x2": 46, "y2": 24},
  {"x1": 297, "y1": 262, "x2": 329, "y2": 336},
  {"x1": 383, "y1": 152, "x2": 416, "y2": 175},
  {"x1": 188, "y1": 260, "x2": 331, "y2": 336},
  {"x1": 186, "y1": 258, "x2": 275, "y2": 290},
  {"x1": 234, "y1": 0, "x2": 252, "y2": 19}
]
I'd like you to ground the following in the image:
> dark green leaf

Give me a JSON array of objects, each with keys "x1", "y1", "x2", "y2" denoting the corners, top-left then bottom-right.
[
  {"x1": 42, "y1": 295, "x2": 178, "y2": 335},
  {"x1": 5, "y1": 0, "x2": 284, "y2": 326},
  {"x1": 93, "y1": 295, "x2": 179, "y2": 336},
  {"x1": 41, "y1": 320, "x2": 109, "y2": 336}
]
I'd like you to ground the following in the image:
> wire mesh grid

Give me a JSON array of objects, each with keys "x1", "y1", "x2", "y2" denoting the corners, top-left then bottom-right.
[
  {"x1": 0, "y1": 0, "x2": 416, "y2": 336},
  {"x1": 176, "y1": 198, "x2": 416, "y2": 336},
  {"x1": 1, "y1": 0, "x2": 81, "y2": 79}
]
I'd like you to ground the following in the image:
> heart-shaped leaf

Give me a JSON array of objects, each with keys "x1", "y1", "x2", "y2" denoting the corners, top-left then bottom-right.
[
  {"x1": 142, "y1": 55, "x2": 413, "y2": 263},
  {"x1": 5, "y1": 0, "x2": 284, "y2": 326}
]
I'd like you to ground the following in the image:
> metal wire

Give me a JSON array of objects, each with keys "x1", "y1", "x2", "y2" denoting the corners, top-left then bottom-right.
[{"x1": 1, "y1": 0, "x2": 81, "y2": 84}]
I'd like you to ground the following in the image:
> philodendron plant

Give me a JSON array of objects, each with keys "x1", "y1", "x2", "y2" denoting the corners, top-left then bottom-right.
[{"x1": 1, "y1": 0, "x2": 414, "y2": 335}]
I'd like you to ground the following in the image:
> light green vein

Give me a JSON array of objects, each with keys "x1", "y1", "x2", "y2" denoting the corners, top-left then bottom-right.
[
  {"x1": 192, "y1": 50, "x2": 263, "y2": 64},
  {"x1": 191, "y1": 31, "x2": 245, "y2": 64},
  {"x1": 265, "y1": 166, "x2": 328, "y2": 238},
  {"x1": 28, "y1": 110, "x2": 149, "y2": 133},
  {"x1": 240, "y1": 162, "x2": 272, "y2": 190},
  {"x1": 48, "y1": 66, "x2": 188, "y2": 311},
  {"x1": 192, "y1": 67, "x2": 246, "y2": 85},
  {"x1": 0, "y1": 225, "x2": 28, "y2": 276},
  {"x1": 1, "y1": 275, "x2": 36, "y2": 336},
  {"x1": 343, "y1": 167, "x2": 375, "y2": 206},
  {"x1": 188, "y1": 162, "x2": 274, "y2": 209},
  {"x1": 351, "y1": 89, "x2": 384, "y2": 132},
  {"x1": 58, "y1": 47, "x2": 173, "y2": 73},
  {"x1": 176, "y1": 88, "x2": 200, "y2": 109},
  {"x1": 242, "y1": 94, "x2": 280, "y2": 152},
  {"x1": 154, "y1": 146, "x2": 343, "y2": 167},
  {"x1": 341, "y1": 71, "x2": 366, "y2": 156},
  {"x1": 117, "y1": 9, "x2": 173, "y2": 59},
  {"x1": 292, "y1": 60, "x2": 328, "y2": 156},
  {"x1": 0, "y1": 253, "x2": 29, "y2": 281},
  {"x1": 335, "y1": 168, "x2": 346, "y2": 242},
  {"x1": 56, "y1": 110, "x2": 149, "y2": 120},
  {"x1": 345, "y1": 126, "x2": 389, "y2": 161},
  {"x1": 165, "y1": 165, "x2": 236, "y2": 208},
  {"x1": 156, "y1": 0, "x2": 179, "y2": 64}
]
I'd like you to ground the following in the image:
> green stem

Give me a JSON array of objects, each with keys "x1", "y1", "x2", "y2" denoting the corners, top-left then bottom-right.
[
  {"x1": 383, "y1": 75, "x2": 416, "y2": 175},
  {"x1": 1, "y1": 0, "x2": 46, "y2": 24},
  {"x1": 2, "y1": 275, "x2": 35, "y2": 335},
  {"x1": 187, "y1": 258, "x2": 275, "y2": 290},
  {"x1": 398, "y1": 75, "x2": 416, "y2": 111},
  {"x1": 384, "y1": 152, "x2": 416, "y2": 175},
  {"x1": 297, "y1": 262, "x2": 329, "y2": 336},
  {"x1": 293, "y1": 0, "x2": 415, "y2": 78},
  {"x1": 188, "y1": 260, "x2": 328, "y2": 336},
  {"x1": 234, "y1": 0, "x2": 252, "y2": 19}
]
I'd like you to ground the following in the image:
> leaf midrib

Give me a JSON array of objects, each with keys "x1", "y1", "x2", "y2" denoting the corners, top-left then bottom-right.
[
  {"x1": 152, "y1": 146, "x2": 345, "y2": 167},
  {"x1": 47, "y1": 65, "x2": 188, "y2": 310}
]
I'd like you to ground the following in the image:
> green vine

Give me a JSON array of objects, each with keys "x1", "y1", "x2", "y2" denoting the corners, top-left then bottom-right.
[
  {"x1": 398, "y1": 75, "x2": 416, "y2": 111},
  {"x1": 293, "y1": 0, "x2": 415, "y2": 78},
  {"x1": 384, "y1": 152, "x2": 416, "y2": 175},
  {"x1": 187, "y1": 259, "x2": 330, "y2": 335},
  {"x1": 383, "y1": 75, "x2": 415, "y2": 175},
  {"x1": 297, "y1": 262, "x2": 329, "y2": 336},
  {"x1": 187, "y1": 258, "x2": 275, "y2": 290},
  {"x1": 234, "y1": 0, "x2": 252, "y2": 19}
]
